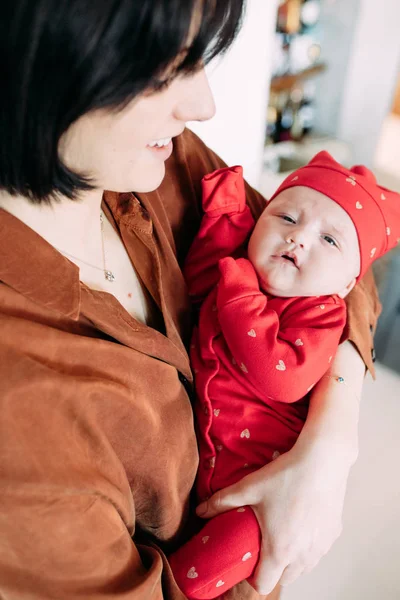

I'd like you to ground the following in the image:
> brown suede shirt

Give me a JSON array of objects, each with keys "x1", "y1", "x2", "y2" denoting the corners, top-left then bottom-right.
[{"x1": 0, "y1": 130, "x2": 380, "y2": 599}]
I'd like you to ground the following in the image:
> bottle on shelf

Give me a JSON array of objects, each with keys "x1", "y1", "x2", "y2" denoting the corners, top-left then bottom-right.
[
  {"x1": 300, "y1": 0, "x2": 321, "y2": 31},
  {"x1": 276, "y1": 0, "x2": 302, "y2": 35}
]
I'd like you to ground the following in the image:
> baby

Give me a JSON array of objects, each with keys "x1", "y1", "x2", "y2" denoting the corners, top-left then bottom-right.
[{"x1": 169, "y1": 151, "x2": 400, "y2": 599}]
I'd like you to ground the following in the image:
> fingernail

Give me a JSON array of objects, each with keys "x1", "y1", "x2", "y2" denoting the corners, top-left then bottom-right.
[{"x1": 196, "y1": 501, "x2": 208, "y2": 517}]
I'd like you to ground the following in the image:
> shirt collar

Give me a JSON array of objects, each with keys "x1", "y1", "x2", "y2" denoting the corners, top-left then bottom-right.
[
  {"x1": 0, "y1": 207, "x2": 81, "y2": 319},
  {"x1": 0, "y1": 191, "x2": 148, "y2": 319}
]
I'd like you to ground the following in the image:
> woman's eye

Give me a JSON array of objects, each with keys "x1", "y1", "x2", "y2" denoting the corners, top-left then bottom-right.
[
  {"x1": 151, "y1": 75, "x2": 175, "y2": 93},
  {"x1": 153, "y1": 80, "x2": 170, "y2": 92},
  {"x1": 280, "y1": 215, "x2": 296, "y2": 224},
  {"x1": 322, "y1": 235, "x2": 338, "y2": 247}
]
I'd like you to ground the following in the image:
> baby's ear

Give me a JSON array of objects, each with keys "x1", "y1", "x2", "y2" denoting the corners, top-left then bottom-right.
[{"x1": 337, "y1": 277, "x2": 356, "y2": 299}]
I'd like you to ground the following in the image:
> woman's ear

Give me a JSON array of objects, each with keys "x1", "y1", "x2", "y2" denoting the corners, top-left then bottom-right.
[{"x1": 337, "y1": 277, "x2": 356, "y2": 299}]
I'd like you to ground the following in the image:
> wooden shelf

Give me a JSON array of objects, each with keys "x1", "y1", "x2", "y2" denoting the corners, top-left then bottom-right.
[{"x1": 270, "y1": 63, "x2": 327, "y2": 93}]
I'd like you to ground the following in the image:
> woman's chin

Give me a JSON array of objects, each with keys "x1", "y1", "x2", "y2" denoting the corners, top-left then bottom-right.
[
  {"x1": 108, "y1": 162, "x2": 166, "y2": 194},
  {"x1": 130, "y1": 164, "x2": 166, "y2": 193}
]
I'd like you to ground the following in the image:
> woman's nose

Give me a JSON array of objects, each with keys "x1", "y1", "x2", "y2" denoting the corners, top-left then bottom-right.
[{"x1": 173, "y1": 68, "x2": 216, "y2": 123}]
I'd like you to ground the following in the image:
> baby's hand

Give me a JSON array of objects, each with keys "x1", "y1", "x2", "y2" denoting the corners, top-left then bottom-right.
[
  {"x1": 218, "y1": 257, "x2": 259, "y2": 286},
  {"x1": 217, "y1": 258, "x2": 262, "y2": 309},
  {"x1": 202, "y1": 166, "x2": 246, "y2": 216}
]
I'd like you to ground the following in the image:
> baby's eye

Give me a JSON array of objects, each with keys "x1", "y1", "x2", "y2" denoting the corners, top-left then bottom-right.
[
  {"x1": 280, "y1": 215, "x2": 296, "y2": 224},
  {"x1": 322, "y1": 235, "x2": 338, "y2": 247}
]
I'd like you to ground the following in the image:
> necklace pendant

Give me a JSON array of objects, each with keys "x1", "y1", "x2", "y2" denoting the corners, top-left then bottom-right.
[{"x1": 104, "y1": 270, "x2": 115, "y2": 282}]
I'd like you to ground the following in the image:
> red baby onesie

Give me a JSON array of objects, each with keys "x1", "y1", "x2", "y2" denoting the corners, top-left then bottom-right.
[{"x1": 169, "y1": 167, "x2": 347, "y2": 599}]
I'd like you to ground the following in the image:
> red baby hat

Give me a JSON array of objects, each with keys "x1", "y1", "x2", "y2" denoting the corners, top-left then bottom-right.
[{"x1": 269, "y1": 151, "x2": 400, "y2": 279}]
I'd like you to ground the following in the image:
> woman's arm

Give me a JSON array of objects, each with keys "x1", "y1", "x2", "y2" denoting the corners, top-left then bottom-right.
[
  {"x1": 299, "y1": 339, "x2": 363, "y2": 464},
  {"x1": 196, "y1": 340, "x2": 364, "y2": 595}
]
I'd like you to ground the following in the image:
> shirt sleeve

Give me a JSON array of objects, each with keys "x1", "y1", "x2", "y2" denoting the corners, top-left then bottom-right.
[
  {"x1": 344, "y1": 268, "x2": 382, "y2": 378},
  {"x1": 171, "y1": 129, "x2": 381, "y2": 378},
  {"x1": 216, "y1": 257, "x2": 347, "y2": 403},
  {"x1": 184, "y1": 166, "x2": 255, "y2": 302}
]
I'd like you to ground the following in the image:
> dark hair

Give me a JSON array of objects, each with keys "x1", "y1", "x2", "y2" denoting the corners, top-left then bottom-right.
[{"x1": 0, "y1": 0, "x2": 246, "y2": 204}]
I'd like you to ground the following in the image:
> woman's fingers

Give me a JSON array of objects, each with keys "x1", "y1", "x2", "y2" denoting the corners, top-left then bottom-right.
[
  {"x1": 252, "y1": 537, "x2": 320, "y2": 592},
  {"x1": 251, "y1": 552, "x2": 285, "y2": 596},
  {"x1": 196, "y1": 448, "x2": 347, "y2": 596},
  {"x1": 196, "y1": 478, "x2": 255, "y2": 518},
  {"x1": 279, "y1": 563, "x2": 306, "y2": 587}
]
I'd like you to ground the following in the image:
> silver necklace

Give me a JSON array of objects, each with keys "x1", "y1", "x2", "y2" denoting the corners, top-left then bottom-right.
[{"x1": 55, "y1": 211, "x2": 115, "y2": 282}]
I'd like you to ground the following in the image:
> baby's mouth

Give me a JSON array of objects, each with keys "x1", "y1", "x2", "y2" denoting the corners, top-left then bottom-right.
[
  {"x1": 279, "y1": 251, "x2": 299, "y2": 268},
  {"x1": 281, "y1": 254, "x2": 295, "y2": 264}
]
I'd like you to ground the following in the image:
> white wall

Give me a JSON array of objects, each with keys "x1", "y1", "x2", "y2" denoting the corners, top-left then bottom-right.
[
  {"x1": 283, "y1": 363, "x2": 400, "y2": 600},
  {"x1": 189, "y1": 0, "x2": 279, "y2": 189},
  {"x1": 336, "y1": 0, "x2": 400, "y2": 165},
  {"x1": 314, "y1": 0, "x2": 362, "y2": 140}
]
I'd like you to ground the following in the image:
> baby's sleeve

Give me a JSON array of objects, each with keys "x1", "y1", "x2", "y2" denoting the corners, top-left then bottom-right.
[
  {"x1": 184, "y1": 167, "x2": 255, "y2": 303},
  {"x1": 217, "y1": 257, "x2": 347, "y2": 403}
]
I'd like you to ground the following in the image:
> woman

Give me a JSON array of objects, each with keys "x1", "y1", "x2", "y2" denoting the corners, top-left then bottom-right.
[{"x1": 0, "y1": 1, "x2": 380, "y2": 598}]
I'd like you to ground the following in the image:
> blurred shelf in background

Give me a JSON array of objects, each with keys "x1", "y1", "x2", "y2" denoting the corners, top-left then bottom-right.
[
  {"x1": 266, "y1": 0, "x2": 324, "y2": 147},
  {"x1": 260, "y1": 134, "x2": 351, "y2": 198},
  {"x1": 270, "y1": 62, "x2": 326, "y2": 93}
]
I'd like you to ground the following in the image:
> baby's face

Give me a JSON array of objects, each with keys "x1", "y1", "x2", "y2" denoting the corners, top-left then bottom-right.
[{"x1": 247, "y1": 186, "x2": 361, "y2": 298}]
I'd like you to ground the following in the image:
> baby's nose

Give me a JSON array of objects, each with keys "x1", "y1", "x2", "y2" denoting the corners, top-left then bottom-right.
[{"x1": 289, "y1": 227, "x2": 310, "y2": 248}]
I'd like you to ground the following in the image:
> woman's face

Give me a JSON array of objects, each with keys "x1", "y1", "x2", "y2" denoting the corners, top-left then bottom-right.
[{"x1": 59, "y1": 68, "x2": 216, "y2": 194}]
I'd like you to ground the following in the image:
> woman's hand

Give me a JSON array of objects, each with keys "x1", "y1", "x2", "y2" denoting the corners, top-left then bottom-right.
[
  {"x1": 196, "y1": 435, "x2": 350, "y2": 594},
  {"x1": 196, "y1": 341, "x2": 363, "y2": 595}
]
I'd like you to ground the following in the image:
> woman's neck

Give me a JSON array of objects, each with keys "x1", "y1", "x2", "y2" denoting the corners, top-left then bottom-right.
[{"x1": 0, "y1": 188, "x2": 105, "y2": 263}]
